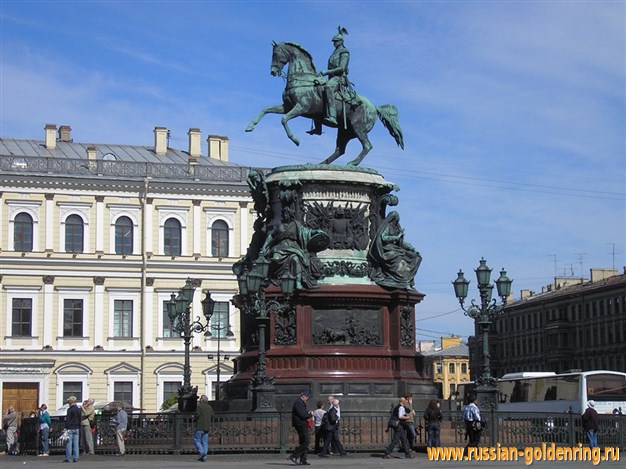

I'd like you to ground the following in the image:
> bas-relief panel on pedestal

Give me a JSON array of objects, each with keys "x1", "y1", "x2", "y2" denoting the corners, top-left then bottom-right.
[{"x1": 312, "y1": 308, "x2": 382, "y2": 346}]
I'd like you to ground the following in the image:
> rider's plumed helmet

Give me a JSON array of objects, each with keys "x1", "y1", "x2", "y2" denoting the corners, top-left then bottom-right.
[
  {"x1": 332, "y1": 33, "x2": 344, "y2": 43},
  {"x1": 332, "y1": 26, "x2": 348, "y2": 43}
]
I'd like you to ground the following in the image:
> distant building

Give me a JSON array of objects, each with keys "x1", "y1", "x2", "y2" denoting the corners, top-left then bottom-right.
[
  {"x1": 422, "y1": 336, "x2": 470, "y2": 399},
  {"x1": 491, "y1": 268, "x2": 626, "y2": 376},
  {"x1": 0, "y1": 124, "x2": 255, "y2": 413}
]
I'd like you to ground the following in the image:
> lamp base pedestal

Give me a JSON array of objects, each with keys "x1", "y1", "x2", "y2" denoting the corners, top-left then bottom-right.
[{"x1": 252, "y1": 385, "x2": 277, "y2": 412}]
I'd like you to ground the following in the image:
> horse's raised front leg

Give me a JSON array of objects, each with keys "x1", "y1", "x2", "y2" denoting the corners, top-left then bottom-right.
[{"x1": 245, "y1": 104, "x2": 285, "y2": 132}]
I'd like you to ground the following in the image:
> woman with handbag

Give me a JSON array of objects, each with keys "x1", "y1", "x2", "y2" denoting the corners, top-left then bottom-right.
[{"x1": 80, "y1": 399, "x2": 95, "y2": 455}]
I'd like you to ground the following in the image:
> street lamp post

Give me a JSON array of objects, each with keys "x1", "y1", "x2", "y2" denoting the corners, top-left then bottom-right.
[
  {"x1": 452, "y1": 258, "x2": 512, "y2": 412},
  {"x1": 166, "y1": 278, "x2": 216, "y2": 412},
  {"x1": 232, "y1": 256, "x2": 296, "y2": 412},
  {"x1": 206, "y1": 318, "x2": 234, "y2": 401}
]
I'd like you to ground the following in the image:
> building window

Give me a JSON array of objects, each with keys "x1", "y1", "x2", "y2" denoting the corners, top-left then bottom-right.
[
  {"x1": 211, "y1": 220, "x2": 229, "y2": 258},
  {"x1": 114, "y1": 300, "x2": 133, "y2": 338},
  {"x1": 65, "y1": 214, "x2": 84, "y2": 253},
  {"x1": 115, "y1": 216, "x2": 133, "y2": 255},
  {"x1": 164, "y1": 218, "x2": 182, "y2": 256},
  {"x1": 113, "y1": 382, "x2": 133, "y2": 403},
  {"x1": 163, "y1": 300, "x2": 180, "y2": 338},
  {"x1": 11, "y1": 298, "x2": 32, "y2": 337},
  {"x1": 14, "y1": 212, "x2": 33, "y2": 252},
  {"x1": 436, "y1": 362, "x2": 442, "y2": 374},
  {"x1": 210, "y1": 302, "x2": 230, "y2": 338},
  {"x1": 63, "y1": 299, "x2": 83, "y2": 337},
  {"x1": 62, "y1": 382, "x2": 83, "y2": 403},
  {"x1": 449, "y1": 363, "x2": 455, "y2": 374},
  {"x1": 163, "y1": 381, "x2": 180, "y2": 404},
  {"x1": 461, "y1": 363, "x2": 468, "y2": 374}
]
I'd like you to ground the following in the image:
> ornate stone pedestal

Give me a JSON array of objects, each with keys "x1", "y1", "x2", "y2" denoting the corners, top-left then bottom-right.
[{"x1": 226, "y1": 165, "x2": 436, "y2": 411}]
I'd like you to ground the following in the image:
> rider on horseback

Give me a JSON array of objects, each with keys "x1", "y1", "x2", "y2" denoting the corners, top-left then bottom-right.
[{"x1": 307, "y1": 27, "x2": 350, "y2": 135}]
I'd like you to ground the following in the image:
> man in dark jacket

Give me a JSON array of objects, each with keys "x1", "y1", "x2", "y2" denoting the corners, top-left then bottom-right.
[
  {"x1": 581, "y1": 400, "x2": 600, "y2": 448},
  {"x1": 64, "y1": 396, "x2": 81, "y2": 462},
  {"x1": 290, "y1": 391, "x2": 312, "y2": 465},
  {"x1": 194, "y1": 395, "x2": 215, "y2": 462}
]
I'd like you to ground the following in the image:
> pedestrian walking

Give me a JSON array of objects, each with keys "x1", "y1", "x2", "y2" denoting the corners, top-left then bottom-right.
[
  {"x1": 462, "y1": 393, "x2": 482, "y2": 454},
  {"x1": 193, "y1": 395, "x2": 215, "y2": 462},
  {"x1": 312, "y1": 400, "x2": 326, "y2": 454},
  {"x1": 289, "y1": 391, "x2": 313, "y2": 465},
  {"x1": 424, "y1": 399, "x2": 443, "y2": 447},
  {"x1": 64, "y1": 396, "x2": 81, "y2": 463},
  {"x1": 581, "y1": 400, "x2": 600, "y2": 448},
  {"x1": 112, "y1": 403, "x2": 127, "y2": 456},
  {"x1": 402, "y1": 393, "x2": 417, "y2": 449},
  {"x1": 320, "y1": 398, "x2": 347, "y2": 457},
  {"x1": 81, "y1": 398, "x2": 95, "y2": 455},
  {"x1": 3, "y1": 406, "x2": 18, "y2": 455},
  {"x1": 383, "y1": 397, "x2": 412, "y2": 459},
  {"x1": 38, "y1": 404, "x2": 51, "y2": 456}
]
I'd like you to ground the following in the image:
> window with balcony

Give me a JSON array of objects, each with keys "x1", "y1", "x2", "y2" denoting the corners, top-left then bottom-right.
[
  {"x1": 164, "y1": 218, "x2": 182, "y2": 256},
  {"x1": 63, "y1": 299, "x2": 83, "y2": 337},
  {"x1": 115, "y1": 216, "x2": 133, "y2": 255},
  {"x1": 11, "y1": 298, "x2": 32, "y2": 337},
  {"x1": 14, "y1": 212, "x2": 33, "y2": 252}
]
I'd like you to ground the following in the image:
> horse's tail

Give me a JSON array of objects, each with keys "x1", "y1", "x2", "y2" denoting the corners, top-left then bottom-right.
[{"x1": 376, "y1": 104, "x2": 404, "y2": 150}]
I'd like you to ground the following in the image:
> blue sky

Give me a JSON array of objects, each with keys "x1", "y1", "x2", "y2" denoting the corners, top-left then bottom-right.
[{"x1": 2, "y1": 1, "x2": 624, "y2": 344}]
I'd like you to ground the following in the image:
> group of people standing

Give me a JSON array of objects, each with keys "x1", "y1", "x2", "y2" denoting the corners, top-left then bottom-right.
[{"x1": 289, "y1": 392, "x2": 349, "y2": 465}]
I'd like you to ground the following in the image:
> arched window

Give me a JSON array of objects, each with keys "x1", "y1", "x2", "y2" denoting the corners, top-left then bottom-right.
[
  {"x1": 65, "y1": 215, "x2": 84, "y2": 253},
  {"x1": 211, "y1": 220, "x2": 229, "y2": 257},
  {"x1": 14, "y1": 212, "x2": 33, "y2": 252},
  {"x1": 115, "y1": 216, "x2": 133, "y2": 255},
  {"x1": 164, "y1": 218, "x2": 182, "y2": 256}
]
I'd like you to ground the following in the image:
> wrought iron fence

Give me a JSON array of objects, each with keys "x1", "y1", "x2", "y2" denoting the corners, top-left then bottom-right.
[{"x1": 15, "y1": 409, "x2": 625, "y2": 455}]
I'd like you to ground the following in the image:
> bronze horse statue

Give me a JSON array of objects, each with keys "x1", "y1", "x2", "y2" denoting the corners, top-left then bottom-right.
[{"x1": 245, "y1": 41, "x2": 404, "y2": 166}]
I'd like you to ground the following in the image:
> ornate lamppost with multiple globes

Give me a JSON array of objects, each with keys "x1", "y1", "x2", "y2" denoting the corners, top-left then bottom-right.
[
  {"x1": 232, "y1": 256, "x2": 296, "y2": 412},
  {"x1": 452, "y1": 258, "x2": 512, "y2": 412},
  {"x1": 166, "y1": 278, "x2": 216, "y2": 412}
]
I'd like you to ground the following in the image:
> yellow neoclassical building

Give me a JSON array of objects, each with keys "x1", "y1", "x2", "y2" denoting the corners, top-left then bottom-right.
[
  {"x1": 422, "y1": 336, "x2": 470, "y2": 400},
  {"x1": 0, "y1": 124, "x2": 254, "y2": 413}
]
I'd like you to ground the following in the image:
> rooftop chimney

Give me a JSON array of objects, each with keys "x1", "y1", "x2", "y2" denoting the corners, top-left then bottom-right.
[
  {"x1": 45, "y1": 124, "x2": 57, "y2": 150},
  {"x1": 59, "y1": 125, "x2": 72, "y2": 142},
  {"x1": 188, "y1": 128, "x2": 201, "y2": 161},
  {"x1": 154, "y1": 126, "x2": 168, "y2": 155},
  {"x1": 208, "y1": 135, "x2": 229, "y2": 162},
  {"x1": 86, "y1": 145, "x2": 97, "y2": 170}
]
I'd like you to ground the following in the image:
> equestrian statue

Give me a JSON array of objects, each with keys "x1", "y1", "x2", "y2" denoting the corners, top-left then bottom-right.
[{"x1": 245, "y1": 27, "x2": 404, "y2": 166}]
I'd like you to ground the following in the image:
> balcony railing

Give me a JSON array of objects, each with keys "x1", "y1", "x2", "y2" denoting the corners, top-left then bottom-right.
[{"x1": 1, "y1": 155, "x2": 250, "y2": 182}]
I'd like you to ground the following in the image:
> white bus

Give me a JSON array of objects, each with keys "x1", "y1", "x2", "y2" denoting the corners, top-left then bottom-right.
[
  {"x1": 456, "y1": 370, "x2": 626, "y2": 414},
  {"x1": 497, "y1": 370, "x2": 626, "y2": 415}
]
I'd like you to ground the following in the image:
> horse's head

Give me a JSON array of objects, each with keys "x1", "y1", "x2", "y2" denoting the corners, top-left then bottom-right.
[{"x1": 270, "y1": 41, "x2": 287, "y2": 77}]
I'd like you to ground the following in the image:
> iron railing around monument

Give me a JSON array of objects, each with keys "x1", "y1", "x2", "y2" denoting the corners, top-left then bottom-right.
[{"x1": 17, "y1": 410, "x2": 625, "y2": 455}]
